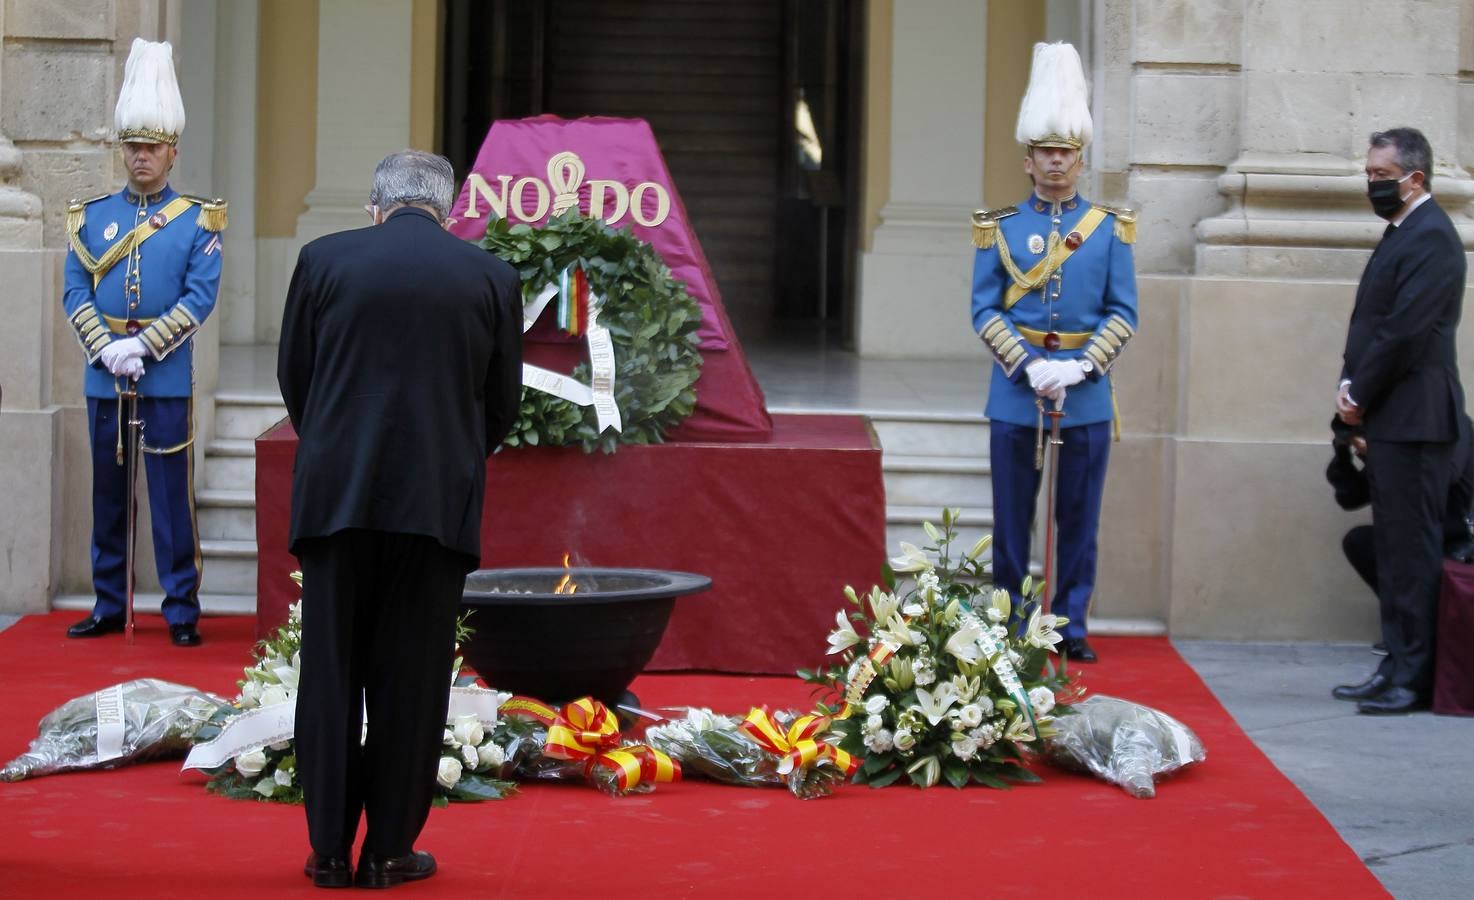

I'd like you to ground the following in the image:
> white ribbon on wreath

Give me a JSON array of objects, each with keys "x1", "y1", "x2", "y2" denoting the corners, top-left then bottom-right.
[{"x1": 521, "y1": 279, "x2": 623, "y2": 434}]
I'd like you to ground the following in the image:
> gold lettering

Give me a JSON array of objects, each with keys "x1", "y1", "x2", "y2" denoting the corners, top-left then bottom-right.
[
  {"x1": 464, "y1": 173, "x2": 511, "y2": 220},
  {"x1": 512, "y1": 176, "x2": 550, "y2": 222},
  {"x1": 588, "y1": 179, "x2": 630, "y2": 224},
  {"x1": 630, "y1": 182, "x2": 671, "y2": 227}
]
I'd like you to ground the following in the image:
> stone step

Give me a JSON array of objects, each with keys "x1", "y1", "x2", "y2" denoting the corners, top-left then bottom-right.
[
  {"x1": 869, "y1": 413, "x2": 990, "y2": 458},
  {"x1": 52, "y1": 592, "x2": 256, "y2": 616},
  {"x1": 196, "y1": 488, "x2": 257, "y2": 542},
  {"x1": 199, "y1": 538, "x2": 258, "y2": 595},
  {"x1": 214, "y1": 399, "x2": 287, "y2": 441},
  {"x1": 882, "y1": 454, "x2": 992, "y2": 508},
  {"x1": 203, "y1": 444, "x2": 256, "y2": 490}
]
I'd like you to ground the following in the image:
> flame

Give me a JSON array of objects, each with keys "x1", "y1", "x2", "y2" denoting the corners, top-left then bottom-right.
[{"x1": 554, "y1": 553, "x2": 578, "y2": 595}]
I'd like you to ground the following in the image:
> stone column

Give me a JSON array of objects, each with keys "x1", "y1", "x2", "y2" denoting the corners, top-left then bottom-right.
[
  {"x1": 1196, "y1": 0, "x2": 1474, "y2": 277},
  {"x1": 855, "y1": 0, "x2": 987, "y2": 358},
  {"x1": 295, "y1": 0, "x2": 416, "y2": 241}
]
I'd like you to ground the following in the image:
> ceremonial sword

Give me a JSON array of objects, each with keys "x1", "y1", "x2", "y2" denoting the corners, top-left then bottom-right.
[
  {"x1": 118, "y1": 375, "x2": 143, "y2": 645},
  {"x1": 1035, "y1": 394, "x2": 1066, "y2": 616}
]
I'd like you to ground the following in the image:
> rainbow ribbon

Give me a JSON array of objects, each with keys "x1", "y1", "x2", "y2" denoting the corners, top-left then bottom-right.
[
  {"x1": 739, "y1": 708, "x2": 859, "y2": 777},
  {"x1": 542, "y1": 697, "x2": 681, "y2": 792},
  {"x1": 556, "y1": 265, "x2": 588, "y2": 336}
]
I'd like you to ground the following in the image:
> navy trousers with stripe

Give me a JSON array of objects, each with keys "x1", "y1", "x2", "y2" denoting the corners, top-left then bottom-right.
[{"x1": 86, "y1": 395, "x2": 201, "y2": 626}]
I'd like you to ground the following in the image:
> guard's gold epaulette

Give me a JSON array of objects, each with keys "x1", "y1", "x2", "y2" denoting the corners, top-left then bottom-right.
[
  {"x1": 1093, "y1": 203, "x2": 1137, "y2": 244},
  {"x1": 183, "y1": 195, "x2": 228, "y2": 232},
  {"x1": 970, "y1": 206, "x2": 1020, "y2": 249},
  {"x1": 65, "y1": 193, "x2": 111, "y2": 237}
]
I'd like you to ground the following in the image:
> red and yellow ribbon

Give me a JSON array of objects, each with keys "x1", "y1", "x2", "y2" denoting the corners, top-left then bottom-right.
[
  {"x1": 499, "y1": 695, "x2": 558, "y2": 725},
  {"x1": 542, "y1": 697, "x2": 681, "y2": 792},
  {"x1": 834, "y1": 640, "x2": 901, "y2": 720},
  {"x1": 739, "y1": 708, "x2": 859, "y2": 777}
]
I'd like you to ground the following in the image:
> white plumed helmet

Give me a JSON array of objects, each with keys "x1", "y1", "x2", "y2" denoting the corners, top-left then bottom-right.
[
  {"x1": 114, "y1": 38, "x2": 185, "y2": 145},
  {"x1": 1015, "y1": 42, "x2": 1091, "y2": 150}
]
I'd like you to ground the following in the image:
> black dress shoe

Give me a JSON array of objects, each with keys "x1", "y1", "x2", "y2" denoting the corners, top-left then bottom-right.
[
  {"x1": 303, "y1": 852, "x2": 353, "y2": 889},
  {"x1": 1332, "y1": 673, "x2": 1389, "y2": 701},
  {"x1": 355, "y1": 851, "x2": 437, "y2": 889},
  {"x1": 1370, "y1": 642, "x2": 1388, "y2": 656},
  {"x1": 169, "y1": 623, "x2": 202, "y2": 647},
  {"x1": 1061, "y1": 637, "x2": 1097, "y2": 663},
  {"x1": 67, "y1": 615, "x2": 125, "y2": 638},
  {"x1": 1357, "y1": 686, "x2": 1428, "y2": 715}
]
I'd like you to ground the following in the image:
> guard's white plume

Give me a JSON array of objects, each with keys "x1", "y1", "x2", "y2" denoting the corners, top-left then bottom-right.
[
  {"x1": 1015, "y1": 42, "x2": 1091, "y2": 149},
  {"x1": 114, "y1": 38, "x2": 185, "y2": 144}
]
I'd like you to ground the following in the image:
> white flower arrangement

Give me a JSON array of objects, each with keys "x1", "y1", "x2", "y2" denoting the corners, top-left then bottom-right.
[
  {"x1": 801, "y1": 510, "x2": 1080, "y2": 789},
  {"x1": 196, "y1": 580, "x2": 518, "y2": 804}
]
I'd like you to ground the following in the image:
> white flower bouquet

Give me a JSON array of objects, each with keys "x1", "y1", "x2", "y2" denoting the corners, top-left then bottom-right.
[{"x1": 801, "y1": 509, "x2": 1081, "y2": 789}]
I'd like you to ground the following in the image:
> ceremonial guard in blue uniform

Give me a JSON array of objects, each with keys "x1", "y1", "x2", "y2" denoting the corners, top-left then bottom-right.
[
  {"x1": 62, "y1": 39, "x2": 226, "y2": 646},
  {"x1": 970, "y1": 42, "x2": 1137, "y2": 662}
]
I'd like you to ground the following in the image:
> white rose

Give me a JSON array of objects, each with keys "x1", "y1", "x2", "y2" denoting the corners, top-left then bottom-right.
[
  {"x1": 863, "y1": 694, "x2": 889, "y2": 715},
  {"x1": 269, "y1": 740, "x2": 291, "y2": 752},
  {"x1": 863, "y1": 729, "x2": 894, "y2": 753},
  {"x1": 975, "y1": 696, "x2": 994, "y2": 717},
  {"x1": 234, "y1": 749, "x2": 267, "y2": 777},
  {"x1": 451, "y1": 715, "x2": 484, "y2": 748},
  {"x1": 436, "y1": 756, "x2": 463, "y2": 790},
  {"x1": 958, "y1": 704, "x2": 983, "y2": 728},
  {"x1": 259, "y1": 685, "x2": 290, "y2": 707},
  {"x1": 864, "y1": 714, "x2": 884, "y2": 733},
  {"x1": 460, "y1": 744, "x2": 479, "y2": 768},
  {"x1": 443, "y1": 728, "x2": 456, "y2": 746},
  {"x1": 253, "y1": 776, "x2": 277, "y2": 798},
  {"x1": 893, "y1": 728, "x2": 916, "y2": 752},
  {"x1": 950, "y1": 734, "x2": 979, "y2": 761},
  {"x1": 274, "y1": 767, "x2": 293, "y2": 787},
  {"x1": 1028, "y1": 686, "x2": 1056, "y2": 717},
  {"x1": 477, "y1": 743, "x2": 506, "y2": 771}
]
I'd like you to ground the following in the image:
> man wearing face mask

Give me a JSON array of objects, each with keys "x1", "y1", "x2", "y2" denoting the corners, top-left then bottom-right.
[
  {"x1": 279, "y1": 149, "x2": 522, "y2": 887},
  {"x1": 1333, "y1": 127, "x2": 1468, "y2": 715},
  {"x1": 970, "y1": 42, "x2": 1138, "y2": 663}
]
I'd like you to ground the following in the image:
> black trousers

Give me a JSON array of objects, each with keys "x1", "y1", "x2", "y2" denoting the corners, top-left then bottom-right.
[
  {"x1": 295, "y1": 530, "x2": 468, "y2": 858},
  {"x1": 1366, "y1": 439, "x2": 1455, "y2": 692}
]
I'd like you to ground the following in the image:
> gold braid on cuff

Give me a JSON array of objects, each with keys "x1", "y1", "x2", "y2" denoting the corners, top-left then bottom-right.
[
  {"x1": 138, "y1": 304, "x2": 200, "y2": 361},
  {"x1": 1083, "y1": 315, "x2": 1135, "y2": 373},
  {"x1": 979, "y1": 314, "x2": 1029, "y2": 378}
]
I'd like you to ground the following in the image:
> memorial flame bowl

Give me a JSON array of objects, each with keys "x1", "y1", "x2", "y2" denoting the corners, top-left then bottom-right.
[{"x1": 459, "y1": 567, "x2": 711, "y2": 707}]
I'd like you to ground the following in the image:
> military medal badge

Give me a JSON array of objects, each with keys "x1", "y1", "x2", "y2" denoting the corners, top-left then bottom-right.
[
  {"x1": 103, "y1": 222, "x2": 119, "y2": 241},
  {"x1": 1027, "y1": 233, "x2": 1046, "y2": 255},
  {"x1": 148, "y1": 212, "x2": 167, "y2": 229}
]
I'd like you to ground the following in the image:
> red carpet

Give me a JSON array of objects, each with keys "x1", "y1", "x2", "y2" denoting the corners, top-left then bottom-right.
[{"x1": 0, "y1": 612, "x2": 1386, "y2": 898}]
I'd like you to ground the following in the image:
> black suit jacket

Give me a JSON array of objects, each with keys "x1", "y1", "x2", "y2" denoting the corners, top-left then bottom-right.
[
  {"x1": 1341, "y1": 197, "x2": 1467, "y2": 443},
  {"x1": 278, "y1": 207, "x2": 523, "y2": 565}
]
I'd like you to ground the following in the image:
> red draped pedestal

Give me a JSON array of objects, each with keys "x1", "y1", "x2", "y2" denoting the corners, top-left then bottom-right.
[{"x1": 254, "y1": 414, "x2": 886, "y2": 674}]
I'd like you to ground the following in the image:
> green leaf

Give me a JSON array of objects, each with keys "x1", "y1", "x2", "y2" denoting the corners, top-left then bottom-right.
[
  {"x1": 943, "y1": 760, "x2": 971, "y2": 789},
  {"x1": 867, "y1": 766, "x2": 905, "y2": 788}
]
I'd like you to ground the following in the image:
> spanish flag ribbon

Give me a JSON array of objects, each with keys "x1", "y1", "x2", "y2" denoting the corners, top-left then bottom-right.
[
  {"x1": 499, "y1": 695, "x2": 558, "y2": 725},
  {"x1": 542, "y1": 697, "x2": 681, "y2": 792},
  {"x1": 833, "y1": 639, "x2": 902, "y2": 720},
  {"x1": 739, "y1": 708, "x2": 859, "y2": 777},
  {"x1": 556, "y1": 265, "x2": 588, "y2": 336}
]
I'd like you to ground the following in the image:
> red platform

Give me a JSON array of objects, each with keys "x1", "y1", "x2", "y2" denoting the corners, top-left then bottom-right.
[{"x1": 255, "y1": 414, "x2": 886, "y2": 674}]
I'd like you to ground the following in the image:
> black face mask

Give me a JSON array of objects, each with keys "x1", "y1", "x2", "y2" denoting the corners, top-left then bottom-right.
[{"x1": 1367, "y1": 174, "x2": 1412, "y2": 219}]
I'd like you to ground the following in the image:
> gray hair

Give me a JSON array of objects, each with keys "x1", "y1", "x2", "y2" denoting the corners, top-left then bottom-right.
[
  {"x1": 368, "y1": 149, "x2": 456, "y2": 219},
  {"x1": 1369, "y1": 128, "x2": 1433, "y2": 190}
]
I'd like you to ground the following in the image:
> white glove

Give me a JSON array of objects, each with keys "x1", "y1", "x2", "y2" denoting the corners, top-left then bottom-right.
[
  {"x1": 1034, "y1": 359, "x2": 1088, "y2": 394},
  {"x1": 118, "y1": 356, "x2": 146, "y2": 381},
  {"x1": 1025, "y1": 359, "x2": 1051, "y2": 393},
  {"x1": 99, "y1": 337, "x2": 147, "y2": 376}
]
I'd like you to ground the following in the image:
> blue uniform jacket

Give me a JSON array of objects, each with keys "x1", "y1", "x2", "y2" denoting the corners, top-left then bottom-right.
[
  {"x1": 63, "y1": 185, "x2": 224, "y2": 398},
  {"x1": 970, "y1": 194, "x2": 1137, "y2": 428}
]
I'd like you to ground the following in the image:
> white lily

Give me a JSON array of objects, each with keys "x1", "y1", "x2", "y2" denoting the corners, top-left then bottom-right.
[
  {"x1": 943, "y1": 622, "x2": 985, "y2": 664},
  {"x1": 826, "y1": 611, "x2": 864, "y2": 655},
  {"x1": 965, "y1": 533, "x2": 992, "y2": 561},
  {"x1": 907, "y1": 755, "x2": 941, "y2": 788},
  {"x1": 876, "y1": 613, "x2": 920, "y2": 649},
  {"x1": 1004, "y1": 715, "x2": 1036, "y2": 743},
  {"x1": 914, "y1": 683, "x2": 960, "y2": 725},
  {"x1": 889, "y1": 542, "x2": 931, "y2": 574},
  {"x1": 988, "y1": 588, "x2": 1011, "y2": 624},
  {"x1": 869, "y1": 588, "x2": 900, "y2": 625},
  {"x1": 1024, "y1": 607, "x2": 1065, "y2": 651},
  {"x1": 270, "y1": 663, "x2": 299, "y2": 691}
]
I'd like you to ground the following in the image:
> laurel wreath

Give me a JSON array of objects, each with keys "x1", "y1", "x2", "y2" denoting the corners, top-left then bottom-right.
[{"x1": 478, "y1": 212, "x2": 704, "y2": 453}]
